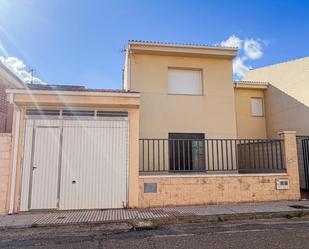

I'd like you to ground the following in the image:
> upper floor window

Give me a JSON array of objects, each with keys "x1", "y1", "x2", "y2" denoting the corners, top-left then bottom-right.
[
  {"x1": 251, "y1": 97, "x2": 264, "y2": 117},
  {"x1": 168, "y1": 68, "x2": 203, "y2": 95}
]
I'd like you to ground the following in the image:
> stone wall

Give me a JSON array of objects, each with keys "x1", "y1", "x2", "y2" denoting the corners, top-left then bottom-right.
[
  {"x1": 139, "y1": 174, "x2": 299, "y2": 208},
  {"x1": 138, "y1": 132, "x2": 301, "y2": 208},
  {"x1": 0, "y1": 133, "x2": 12, "y2": 213}
]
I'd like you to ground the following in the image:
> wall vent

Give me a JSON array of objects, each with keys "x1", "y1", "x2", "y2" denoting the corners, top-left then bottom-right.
[
  {"x1": 26, "y1": 109, "x2": 60, "y2": 116},
  {"x1": 62, "y1": 110, "x2": 95, "y2": 117},
  {"x1": 26, "y1": 109, "x2": 128, "y2": 118},
  {"x1": 97, "y1": 111, "x2": 128, "y2": 117}
]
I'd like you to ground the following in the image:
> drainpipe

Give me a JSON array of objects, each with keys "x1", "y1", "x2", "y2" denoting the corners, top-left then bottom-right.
[
  {"x1": 125, "y1": 44, "x2": 131, "y2": 91},
  {"x1": 128, "y1": 49, "x2": 131, "y2": 90},
  {"x1": 8, "y1": 98, "x2": 21, "y2": 214}
]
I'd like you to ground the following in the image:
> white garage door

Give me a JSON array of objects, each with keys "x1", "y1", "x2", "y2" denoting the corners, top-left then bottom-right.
[{"x1": 20, "y1": 110, "x2": 129, "y2": 211}]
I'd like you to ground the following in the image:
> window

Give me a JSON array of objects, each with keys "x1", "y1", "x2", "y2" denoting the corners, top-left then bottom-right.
[
  {"x1": 168, "y1": 68, "x2": 203, "y2": 95},
  {"x1": 168, "y1": 133, "x2": 205, "y2": 172},
  {"x1": 251, "y1": 98, "x2": 264, "y2": 117}
]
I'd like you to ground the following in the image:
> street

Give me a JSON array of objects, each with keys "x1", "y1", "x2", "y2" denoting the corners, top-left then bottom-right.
[{"x1": 1, "y1": 217, "x2": 309, "y2": 249}]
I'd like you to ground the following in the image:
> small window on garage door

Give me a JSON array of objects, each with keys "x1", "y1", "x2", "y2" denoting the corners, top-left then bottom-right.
[{"x1": 168, "y1": 133, "x2": 205, "y2": 172}]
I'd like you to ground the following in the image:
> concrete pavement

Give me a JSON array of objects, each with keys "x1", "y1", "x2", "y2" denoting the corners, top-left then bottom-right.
[{"x1": 1, "y1": 200, "x2": 309, "y2": 229}]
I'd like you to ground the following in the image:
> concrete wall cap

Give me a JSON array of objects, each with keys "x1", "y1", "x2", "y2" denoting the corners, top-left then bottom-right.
[{"x1": 278, "y1": 131, "x2": 297, "y2": 135}]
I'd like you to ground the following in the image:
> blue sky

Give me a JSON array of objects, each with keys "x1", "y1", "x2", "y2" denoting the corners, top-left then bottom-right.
[{"x1": 0, "y1": 0, "x2": 308, "y2": 89}]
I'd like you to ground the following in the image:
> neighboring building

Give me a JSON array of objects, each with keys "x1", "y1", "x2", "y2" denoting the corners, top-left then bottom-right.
[
  {"x1": 0, "y1": 62, "x2": 24, "y2": 132},
  {"x1": 0, "y1": 62, "x2": 24, "y2": 214},
  {"x1": 234, "y1": 80, "x2": 268, "y2": 139},
  {"x1": 242, "y1": 57, "x2": 309, "y2": 138},
  {"x1": 0, "y1": 41, "x2": 300, "y2": 214},
  {"x1": 242, "y1": 57, "x2": 309, "y2": 190}
]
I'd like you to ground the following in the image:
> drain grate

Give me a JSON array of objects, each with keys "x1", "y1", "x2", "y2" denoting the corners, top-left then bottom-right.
[
  {"x1": 289, "y1": 205, "x2": 309, "y2": 209},
  {"x1": 134, "y1": 226, "x2": 156, "y2": 231}
]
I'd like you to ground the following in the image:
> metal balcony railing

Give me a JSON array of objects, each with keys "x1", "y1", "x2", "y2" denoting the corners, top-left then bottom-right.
[{"x1": 139, "y1": 139, "x2": 285, "y2": 174}]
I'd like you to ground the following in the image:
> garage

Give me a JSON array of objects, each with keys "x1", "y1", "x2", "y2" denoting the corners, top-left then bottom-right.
[
  {"x1": 6, "y1": 86, "x2": 140, "y2": 213},
  {"x1": 19, "y1": 109, "x2": 129, "y2": 211}
]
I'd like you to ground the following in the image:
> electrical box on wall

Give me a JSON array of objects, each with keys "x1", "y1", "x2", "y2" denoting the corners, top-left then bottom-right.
[
  {"x1": 276, "y1": 179, "x2": 289, "y2": 190},
  {"x1": 144, "y1": 183, "x2": 157, "y2": 193}
]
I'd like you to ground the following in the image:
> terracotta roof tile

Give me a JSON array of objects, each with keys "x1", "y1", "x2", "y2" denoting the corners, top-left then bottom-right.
[
  {"x1": 128, "y1": 40, "x2": 237, "y2": 49},
  {"x1": 233, "y1": 80, "x2": 269, "y2": 85}
]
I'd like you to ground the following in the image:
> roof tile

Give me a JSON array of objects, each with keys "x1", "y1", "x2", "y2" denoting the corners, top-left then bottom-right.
[
  {"x1": 26, "y1": 84, "x2": 139, "y2": 93},
  {"x1": 128, "y1": 40, "x2": 237, "y2": 49}
]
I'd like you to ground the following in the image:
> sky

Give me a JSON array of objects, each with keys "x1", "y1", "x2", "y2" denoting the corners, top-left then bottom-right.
[{"x1": 0, "y1": 0, "x2": 308, "y2": 89}]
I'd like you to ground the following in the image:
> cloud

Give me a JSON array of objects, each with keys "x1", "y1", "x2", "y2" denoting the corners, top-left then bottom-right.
[
  {"x1": 0, "y1": 56, "x2": 45, "y2": 84},
  {"x1": 220, "y1": 35, "x2": 242, "y2": 49},
  {"x1": 220, "y1": 35, "x2": 265, "y2": 79},
  {"x1": 233, "y1": 57, "x2": 251, "y2": 79},
  {"x1": 243, "y1": 39, "x2": 263, "y2": 60}
]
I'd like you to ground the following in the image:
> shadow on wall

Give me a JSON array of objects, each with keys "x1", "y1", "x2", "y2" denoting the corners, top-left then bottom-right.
[
  {"x1": 265, "y1": 85, "x2": 309, "y2": 138},
  {"x1": 265, "y1": 85, "x2": 309, "y2": 190}
]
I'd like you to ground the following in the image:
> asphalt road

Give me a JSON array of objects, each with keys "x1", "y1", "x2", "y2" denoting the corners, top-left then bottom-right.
[{"x1": 1, "y1": 217, "x2": 309, "y2": 249}]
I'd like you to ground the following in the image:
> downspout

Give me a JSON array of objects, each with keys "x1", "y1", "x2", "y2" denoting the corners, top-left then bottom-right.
[
  {"x1": 122, "y1": 46, "x2": 131, "y2": 91},
  {"x1": 8, "y1": 94, "x2": 20, "y2": 214},
  {"x1": 128, "y1": 49, "x2": 131, "y2": 90}
]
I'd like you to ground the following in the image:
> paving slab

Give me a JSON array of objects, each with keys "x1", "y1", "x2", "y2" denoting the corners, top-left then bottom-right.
[{"x1": 1, "y1": 200, "x2": 309, "y2": 229}]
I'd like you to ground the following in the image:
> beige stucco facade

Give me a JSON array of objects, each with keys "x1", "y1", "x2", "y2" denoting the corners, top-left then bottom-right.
[
  {"x1": 243, "y1": 57, "x2": 309, "y2": 138},
  {"x1": 124, "y1": 42, "x2": 300, "y2": 208},
  {"x1": 234, "y1": 84, "x2": 268, "y2": 139},
  {"x1": 125, "y1": 42, "x2": 238, "y2": 139}
]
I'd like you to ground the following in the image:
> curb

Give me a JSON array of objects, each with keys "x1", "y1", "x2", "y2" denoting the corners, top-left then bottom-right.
[
  {"x1": 150, "y1": 210, "x2": 309, "y2": 226},
  {"x1": 1, "y1": 209, "x2": 309, "y2": 230}
]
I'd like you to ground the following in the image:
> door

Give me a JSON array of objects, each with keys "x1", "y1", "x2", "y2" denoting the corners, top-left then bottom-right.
[
  {"x1": 20, "y1": 115, "x2": 129, "y2": 211},
  {"x1": 30, "y1": 127, "x2": 61, "y2": 209},
  {"x1": 301, "y1": 138, "x2": 309, "y2": 190},
  {"x1": 168, "y1": 133, "x2": 205, "y2": 171},
  {"x1": 59, "y1": 119, "x2": 128, "y2": 209}
]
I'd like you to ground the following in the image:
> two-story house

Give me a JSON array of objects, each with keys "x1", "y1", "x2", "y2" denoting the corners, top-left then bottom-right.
[{"x1": 1, "y1": 41, "x2": 300, "y2": 214}]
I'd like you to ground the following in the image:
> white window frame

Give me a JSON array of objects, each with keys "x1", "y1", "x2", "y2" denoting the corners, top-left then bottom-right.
[
  {"x1": 168, "y1": 68, "x2": 203, "y2": 96},
  {"x1": 251, "y1": 97, "x2": 264, "y2": 117}
]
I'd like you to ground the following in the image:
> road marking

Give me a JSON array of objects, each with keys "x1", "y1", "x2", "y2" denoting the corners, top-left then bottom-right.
[
  {"x1": 151, "y1": 234, "x2": 195, "y2": 239},
  {"x1": 217, "y1": 219, "x2": 309, "y2": 229},
  {"x1": 216, "y1": 229, "x2": 268, "y2": 234}
]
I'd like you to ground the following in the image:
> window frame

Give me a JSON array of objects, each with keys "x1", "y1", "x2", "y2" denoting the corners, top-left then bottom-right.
[
  {"x1": 167, "y1": 67, "x2": 204, "y2": 96},
  {"x1": 251, "y1": 97, "x2": 264, "y2": 117}
]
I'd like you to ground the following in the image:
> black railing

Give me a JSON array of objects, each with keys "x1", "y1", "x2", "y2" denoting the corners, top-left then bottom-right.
[
  {"x1": 296, "y1": 136, "x2": 309, "y2": 190},
  {"x1": 139, "y1": 139, "x2": 285, "y2": 174}
]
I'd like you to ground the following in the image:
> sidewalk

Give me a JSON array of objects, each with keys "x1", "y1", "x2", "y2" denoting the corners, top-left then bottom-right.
[{"x1": 1, "y1": 200, "x2": 309, "y2": 229}]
